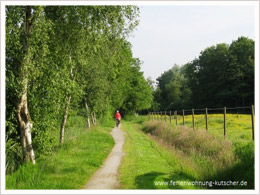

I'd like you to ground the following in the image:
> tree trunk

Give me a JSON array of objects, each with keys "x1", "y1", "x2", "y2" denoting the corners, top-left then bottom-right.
[
  {"x1": 16, "y1": 6, "x2": 36, "y2": 164},
  {"x1": 91, "y1": 112, "x2": 95, "y2": 125},
  {"x1": 59, "y1": 57, "x2": 75, "y2": 143},
  {"x1": 60, "y1": 95, "x2": 71, "y2": 144},
  {"x1": 17, "y1": 89, "x2": 36, "y2": 164},
  {"x1": 84, "y1": 98, "x2": 91, "y2": 128},
  {"x1": 93, "y1": 112, "x2": 96, "y2": 125}
]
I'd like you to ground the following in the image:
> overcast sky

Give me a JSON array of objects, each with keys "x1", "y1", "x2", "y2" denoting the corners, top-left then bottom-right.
[{"x1": 128, "y1": 5, "x2": 255, "y2": 81}]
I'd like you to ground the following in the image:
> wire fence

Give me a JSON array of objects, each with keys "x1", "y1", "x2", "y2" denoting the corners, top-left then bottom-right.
[{"x1": 148, "y1": 105, "x2": 255, "y2": 141}]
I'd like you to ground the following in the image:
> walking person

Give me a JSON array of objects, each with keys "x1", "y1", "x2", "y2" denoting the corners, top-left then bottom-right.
[{"x1": 115, "y1": 110, "x2": 121, "y2": 127}]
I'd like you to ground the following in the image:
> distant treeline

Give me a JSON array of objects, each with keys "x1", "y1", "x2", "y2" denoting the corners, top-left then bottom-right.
[
  {"x1": 6, "y1": 6, "x2": 153, "y2": 173},
  {"x1": 150, "y1": 37, "x2": 254, "y2": 111}
]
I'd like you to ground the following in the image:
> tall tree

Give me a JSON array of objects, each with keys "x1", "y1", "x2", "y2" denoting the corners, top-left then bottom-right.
[
  {"x1": 6, "y1": 6, "x2": 52, "y2": 164},
  {"x1": 228, "y1": 37, "x2": 254, "y2": 106},
  {"x1": 121, "y1": 58, "x2": 153, "y2": 114},
  {"x1": 195, "y1": 43, "x2": 230, "y2": 107},
  {"x1": 155, "y1": 64, "x2": 191, "y2": 110},
  {"x1": 154, "y1": 37, "x2": 254, "y2": 110},
  {"x1": 6, "y1": 5, "x2": 153, "y2": 173}
]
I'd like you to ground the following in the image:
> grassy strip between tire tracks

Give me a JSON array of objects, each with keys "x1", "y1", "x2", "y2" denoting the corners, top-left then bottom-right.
[{"x1": 6, "y1": 116, "x2": 115, "y2": 189}]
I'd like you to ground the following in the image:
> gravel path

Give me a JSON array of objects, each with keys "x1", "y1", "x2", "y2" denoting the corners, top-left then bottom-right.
[{"x1": 83, "y1": 125, "x2": 125, "y2": 189}]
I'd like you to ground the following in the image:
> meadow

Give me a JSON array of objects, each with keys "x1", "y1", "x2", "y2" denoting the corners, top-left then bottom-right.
[
  {"x1": 151, "y1": 113, "x2": 253, "y2": 143},
  {"x1": 6, "y1": 115, "x2": 115, "y2": 189},
  {"x1": 119, "y1": 115, "x2": 254, "y2": 189}
]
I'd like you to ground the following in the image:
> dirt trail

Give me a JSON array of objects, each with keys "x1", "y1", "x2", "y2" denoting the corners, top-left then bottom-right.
[{"x1": 83, "y1": 125, "x2": 125, "y2": 189}]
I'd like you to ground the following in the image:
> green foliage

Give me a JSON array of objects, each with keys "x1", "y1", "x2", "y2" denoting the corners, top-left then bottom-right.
[
  {"x1": 154, "y1": 37, "x2": 254, "y2": 110},
  {"x1": 6, "y1": 5, "x2": 64, "y2": 173},
  {"x1": 6, "y1": 115, "x2": 115, "y2": 189},
  {"x1": 209, "y1": 141, "x2": 254, "y2": 189},
  {"x1": 154, "y1": 64, "x2": 192, "y2": 110},
  {"x1": 121, "y1": 58, "x2": 153, "y2": 114},
  {"x1": 6, "y1": 5, "x2": 153, "y2": 174}
]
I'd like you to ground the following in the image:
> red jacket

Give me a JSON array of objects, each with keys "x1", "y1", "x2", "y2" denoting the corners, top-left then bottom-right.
[{"x1": 115, "y1": 112, "x2": 121, "y2": 119}]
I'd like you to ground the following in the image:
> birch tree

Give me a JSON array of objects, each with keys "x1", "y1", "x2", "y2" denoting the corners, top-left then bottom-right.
[{"x1": 6, "y1": 6, "x2": 51, "y2": 164}]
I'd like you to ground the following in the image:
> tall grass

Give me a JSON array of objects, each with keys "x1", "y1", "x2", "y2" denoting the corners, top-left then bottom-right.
[
  {"x1": 141, "y1": 119, "x2": 254, "y2": 189},
  {"x1": 143, "y1": 121, "x2": 234, "y2": 179},
  {"x1": 151, "y1": 113, "x2": 253, "y2": 142},
  {"x1": 6, "y1": 115, "x2": 115, "y2": 189}
]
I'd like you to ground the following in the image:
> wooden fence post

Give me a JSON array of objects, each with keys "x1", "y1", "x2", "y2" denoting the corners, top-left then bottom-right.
[
  {"x1": 192, "y1": 109, "x2": 195, "y2": 130},
  {"x1": 165, "y1": 111, "x2": 166, "y2": 122},
  {"x1": 205, "y1": 108, "x2": 208, "y2": 132},
  {"x1": 182, "y1": 110, "x2": 185, "y2": 125},
  {"x1": 224, "y1": 107, "x2": 226, "y2": 139},
  {"x1": 175, "y1": 110, "x2": 178, "y2": 125},
  {"x1": 161, "y1": 111, "x2": 162, "y2": 121},
  {"x1": 148, "y1": 112, "x2": 150, "y2": 120},
  {"x1": 170, "y1": 111, "x2": 172, "y2": 124},
  {"x1": 251, "y1": 105, "x2": 254, "y2": 141}
]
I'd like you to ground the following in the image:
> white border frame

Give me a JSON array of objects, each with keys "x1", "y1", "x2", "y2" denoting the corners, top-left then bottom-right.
[{"x1": 1, "y1": 1, "x2": 259, "y2": 195}]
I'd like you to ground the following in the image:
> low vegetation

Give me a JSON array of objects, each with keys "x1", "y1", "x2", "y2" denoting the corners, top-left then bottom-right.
[
  {"x1": 6, "y1": 115, "x2": 115, "y2": 189},
  {"x1": 120, "y1": 116, "x2": 254, "y2": 189},
  {"x1": 119, "y1": 121, "x2": 199, "y2": 189},
  {"x1": 153, "y1": 113, "x2": 253, "y2": 142}
]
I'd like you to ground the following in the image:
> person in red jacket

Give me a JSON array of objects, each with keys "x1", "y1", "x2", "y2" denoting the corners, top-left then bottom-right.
[{"x1": 115, "y1": 110, "x2": 121, "y2": 127}]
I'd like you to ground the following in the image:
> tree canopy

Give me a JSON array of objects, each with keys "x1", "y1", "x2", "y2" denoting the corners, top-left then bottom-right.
[
  {"x1": 153, "y1": 37, "x2": 254, "y2": 111},
  {"x1": 6, "y1": 6, "x2": 153, "y2": 173}
]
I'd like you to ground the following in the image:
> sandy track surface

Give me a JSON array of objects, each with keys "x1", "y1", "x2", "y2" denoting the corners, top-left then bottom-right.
[{"x1": 83, "y1": 125, "x2": 125, "y2": 189}]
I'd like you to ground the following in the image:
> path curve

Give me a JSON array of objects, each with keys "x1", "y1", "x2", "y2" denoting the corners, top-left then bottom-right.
[{"x1": 83, "y1": 125, "x2": 125, "y2": 189}]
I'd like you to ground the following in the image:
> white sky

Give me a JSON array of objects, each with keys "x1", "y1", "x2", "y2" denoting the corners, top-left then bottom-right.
[{"x1": 128, "y1": 6, "x2": 255, "y2": 81}]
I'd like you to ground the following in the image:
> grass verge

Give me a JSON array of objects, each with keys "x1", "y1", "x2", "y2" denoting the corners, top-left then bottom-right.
[
  {"x1": 142, "y1": 119, "x2": 254, "y2": 189},
  {"x1": 6, "y1": 115, "x2": 115, "y2": 189},
  {"x1": 120, "y1": 117, "x2": 254, "y2": 189},
  {"x1": 119, "y1": 121, "x2": 200, "y2": 189}
]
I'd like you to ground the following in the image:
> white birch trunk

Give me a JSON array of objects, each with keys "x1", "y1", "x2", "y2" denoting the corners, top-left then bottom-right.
[
  {"x1": 91, "y1": 112, "x2": 95, "y2": 125},
  {"x1": 84, "y1": 99, "x2": 91, "y2": 128},
  {"x1": 16, "y1": 6, "x2": 36, "y2": 164},
  {"x1": 93, "y1": 112, "x2": 96, "y2": 125},
  {"x1": 17, "y1": 83, "x2": 35, "y2": 164},
  {"x1": 60, "y1": 95, "x2": 71, "y2": 144}
]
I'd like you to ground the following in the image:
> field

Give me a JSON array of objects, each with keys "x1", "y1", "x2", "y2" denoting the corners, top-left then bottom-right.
[
  {"x1": 119, "y1": 114, "x2": 254, "y2": 189},
  {"x1": 151, "y1": 113, "x2": 253, "y2": 143}
]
